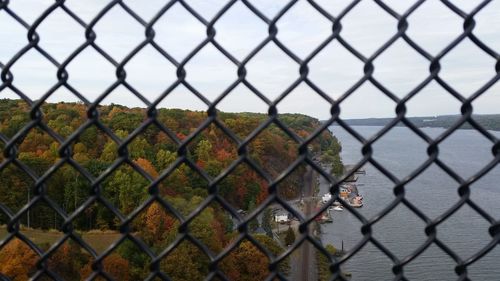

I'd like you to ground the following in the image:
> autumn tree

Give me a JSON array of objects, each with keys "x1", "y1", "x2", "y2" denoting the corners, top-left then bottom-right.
[
  {"x1": 222, "y1": 241, "x2": 268, "y2": 280},
  {"x1": 48, "y1": 241, "x2": 89, "y2": 280},
  {"x1": 134, "y1": 158, "x2": 159, "y2": 179},
  {"x1": 0, "y1": 239, "x2": 38, "y2": 280},
  {"x1": 161, "y1": 241, "x2": 209, "y2": 281},
  {"x1": 80, "y1": 254, "x2": 130, "y2": 281},
  {"x1": 141, "y1": 201, "x2": 176, "y2": 246}
]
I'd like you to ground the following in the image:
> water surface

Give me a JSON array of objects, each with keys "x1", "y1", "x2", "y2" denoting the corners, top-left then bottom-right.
[{"x1": 320, "y1": 126, "x2": 500, "y2": 281}]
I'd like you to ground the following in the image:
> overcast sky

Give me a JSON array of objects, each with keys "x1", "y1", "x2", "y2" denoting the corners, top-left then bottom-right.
[{"x1": 0, "y1": 0, "x2": 499, "y2": 119}]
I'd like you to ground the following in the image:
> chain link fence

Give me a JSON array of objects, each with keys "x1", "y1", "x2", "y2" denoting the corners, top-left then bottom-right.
[{"x1": 0, "y1": 0, "x2": 499, "y2": 280}]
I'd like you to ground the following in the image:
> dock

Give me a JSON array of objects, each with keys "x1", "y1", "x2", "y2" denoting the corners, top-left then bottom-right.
[
  {"x1": 344, "y1": 174, "x2": 358, "y2": 182},
  {"x1": 344, "y1": 164, "x2": 366, "y2": 175}
]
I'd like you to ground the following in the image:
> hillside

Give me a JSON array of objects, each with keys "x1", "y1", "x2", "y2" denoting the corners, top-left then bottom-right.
[{"x1": 0, "y1": 99, "x2": 342, "y2": 280}]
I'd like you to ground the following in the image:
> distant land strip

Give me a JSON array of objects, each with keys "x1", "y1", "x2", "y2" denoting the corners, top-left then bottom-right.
[{"x1": 331, "y1": 114, "x2": 500, "y2": 132}]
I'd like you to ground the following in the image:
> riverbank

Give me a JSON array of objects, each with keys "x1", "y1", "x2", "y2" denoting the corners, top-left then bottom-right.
[{"x1": 310, "y1": 161, "x2": 371, "y2": 281}]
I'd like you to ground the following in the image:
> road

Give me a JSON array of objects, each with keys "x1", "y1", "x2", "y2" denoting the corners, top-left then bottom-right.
[{"x1": 290, "y1": 166, "x2": 317, "y2": 281}]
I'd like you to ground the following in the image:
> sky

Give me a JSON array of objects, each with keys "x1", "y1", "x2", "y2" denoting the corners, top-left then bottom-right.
[{"x1": 0, "y1": 0, "x2": 499, "y2": 120}]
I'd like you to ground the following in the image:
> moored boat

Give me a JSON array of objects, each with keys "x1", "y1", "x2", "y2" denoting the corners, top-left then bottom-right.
[
  {"x1": 332, "y1": 205, "x2": 344, "y2": 211},
  {"x1": 349, "y1": 201, "x2": 363, "y2": 208}
]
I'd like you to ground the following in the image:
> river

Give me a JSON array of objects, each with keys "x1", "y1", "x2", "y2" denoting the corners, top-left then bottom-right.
[{"x1": 319, "y1": 126, "x2": 500, "y2": 281}]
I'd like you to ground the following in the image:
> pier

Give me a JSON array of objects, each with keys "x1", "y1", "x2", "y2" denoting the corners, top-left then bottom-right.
[{"x1": 344, "y1": 164, "x2": 366, "y2": 175}]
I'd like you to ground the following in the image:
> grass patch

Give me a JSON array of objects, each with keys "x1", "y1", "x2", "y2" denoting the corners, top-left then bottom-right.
[{"x1": 0, "y1": 227, "x2": 121, "y2": 254}]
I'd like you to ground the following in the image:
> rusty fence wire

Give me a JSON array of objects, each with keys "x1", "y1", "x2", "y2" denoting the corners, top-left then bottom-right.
[{"x1": 0, "y1": 0, "x2": 499, "y2": 280}]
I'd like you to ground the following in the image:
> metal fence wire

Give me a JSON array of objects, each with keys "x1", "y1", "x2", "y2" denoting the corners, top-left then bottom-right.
[{"x1": 0, "y1": 0, "x2": 499, "y2": 280}]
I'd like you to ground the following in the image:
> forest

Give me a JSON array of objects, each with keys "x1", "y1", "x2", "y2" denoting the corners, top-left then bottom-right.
[{"x1": 0, "y1": 99, "x2": 343, "y2": 280}]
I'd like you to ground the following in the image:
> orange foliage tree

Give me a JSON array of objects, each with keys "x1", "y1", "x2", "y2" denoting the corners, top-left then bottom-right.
[
  {"x1": 0, "y1": 238, "x2": 38, "y2": 280},
  {"x1": 142, "y1": 201, "x2": 177, "y2": 245},
  {"x1": 80, "y1": 254, "x2": 130, "y2": 281},
  {"x1": 221, "y1": 234, "x2": 289, "y2": 281},
  {"x1": 221, "y1": 240, "x2": 270, "y2": 281},
  {"x1": 48, "y1": 241, "x2": 89, "y2": 280},
  {"x1": 134, "y1": 157, "x2": 159, "y2": 179}
]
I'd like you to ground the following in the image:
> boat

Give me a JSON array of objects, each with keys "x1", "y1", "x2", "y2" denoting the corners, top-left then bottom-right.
[
  {"x1": 323, "y1": 217, "x2": 333, "y2": 223},
  {"x1": 349, "y1": 201, "x2": 363, "y2": 208},
  {"x1": 349, "y1": 195, "x2": 363, "y2": 208},
  {"x1": 332, "y1": 205, "x2": 344, "y2": 211},
  {"x1": 354, "y1": 168, "x2": 366, "y2": 175},
  {"x1": 320, "y1": 212, "x2": 333, "y2": 223},
  {"x1": 344, "y1": 174, "x2": 358, "y2": 182}
]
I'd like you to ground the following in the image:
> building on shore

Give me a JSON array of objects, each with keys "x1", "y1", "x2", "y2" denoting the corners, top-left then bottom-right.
[
  {"x1": 274, "y1": 212, "x2": 290, "y2": 223},
  {"x1": 321, "y1": 193, "x2": 332, "y2": 204}
]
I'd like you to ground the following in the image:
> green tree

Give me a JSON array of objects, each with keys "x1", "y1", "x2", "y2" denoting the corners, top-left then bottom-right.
[
  {"x1": 317, "y1": 244, "x2": 342, "y2": 281},
  {"x1": 129, "y1": 137, "x2": 151, "y2": 160},
  {"x1": 195, "y1": 139, "x2": 212, "y2": 163},
  {"x1": 284, "y1": 226, "x2": 295, "y2": 246},
  {"x1": 117, "y1": 240, "x2": 149, "y2": 280},
  {"x1": 330, "y1": 154, "x2": 344, "y2": 177},
  {"x1": 161, "y1": 242, "x2": 209, "y2": 281},
  {"x1": 48, "y1": 240, "x2": 89, "y2": 280},
  {"x1": 261, "y1": 209, "x2": 273, "y2": 238},
  {"x1": 112, "y1": 167, "x2": 149, "y2": 215},
  {"x1": 155, "y1": 149, "x2": 176, "y2": 170},
  {"x1": 247, "y1": 201, "x2": 259, "y2": 232},
  {"x1": 100, "y1": 140, "x2": 117, "y2": 162}
]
